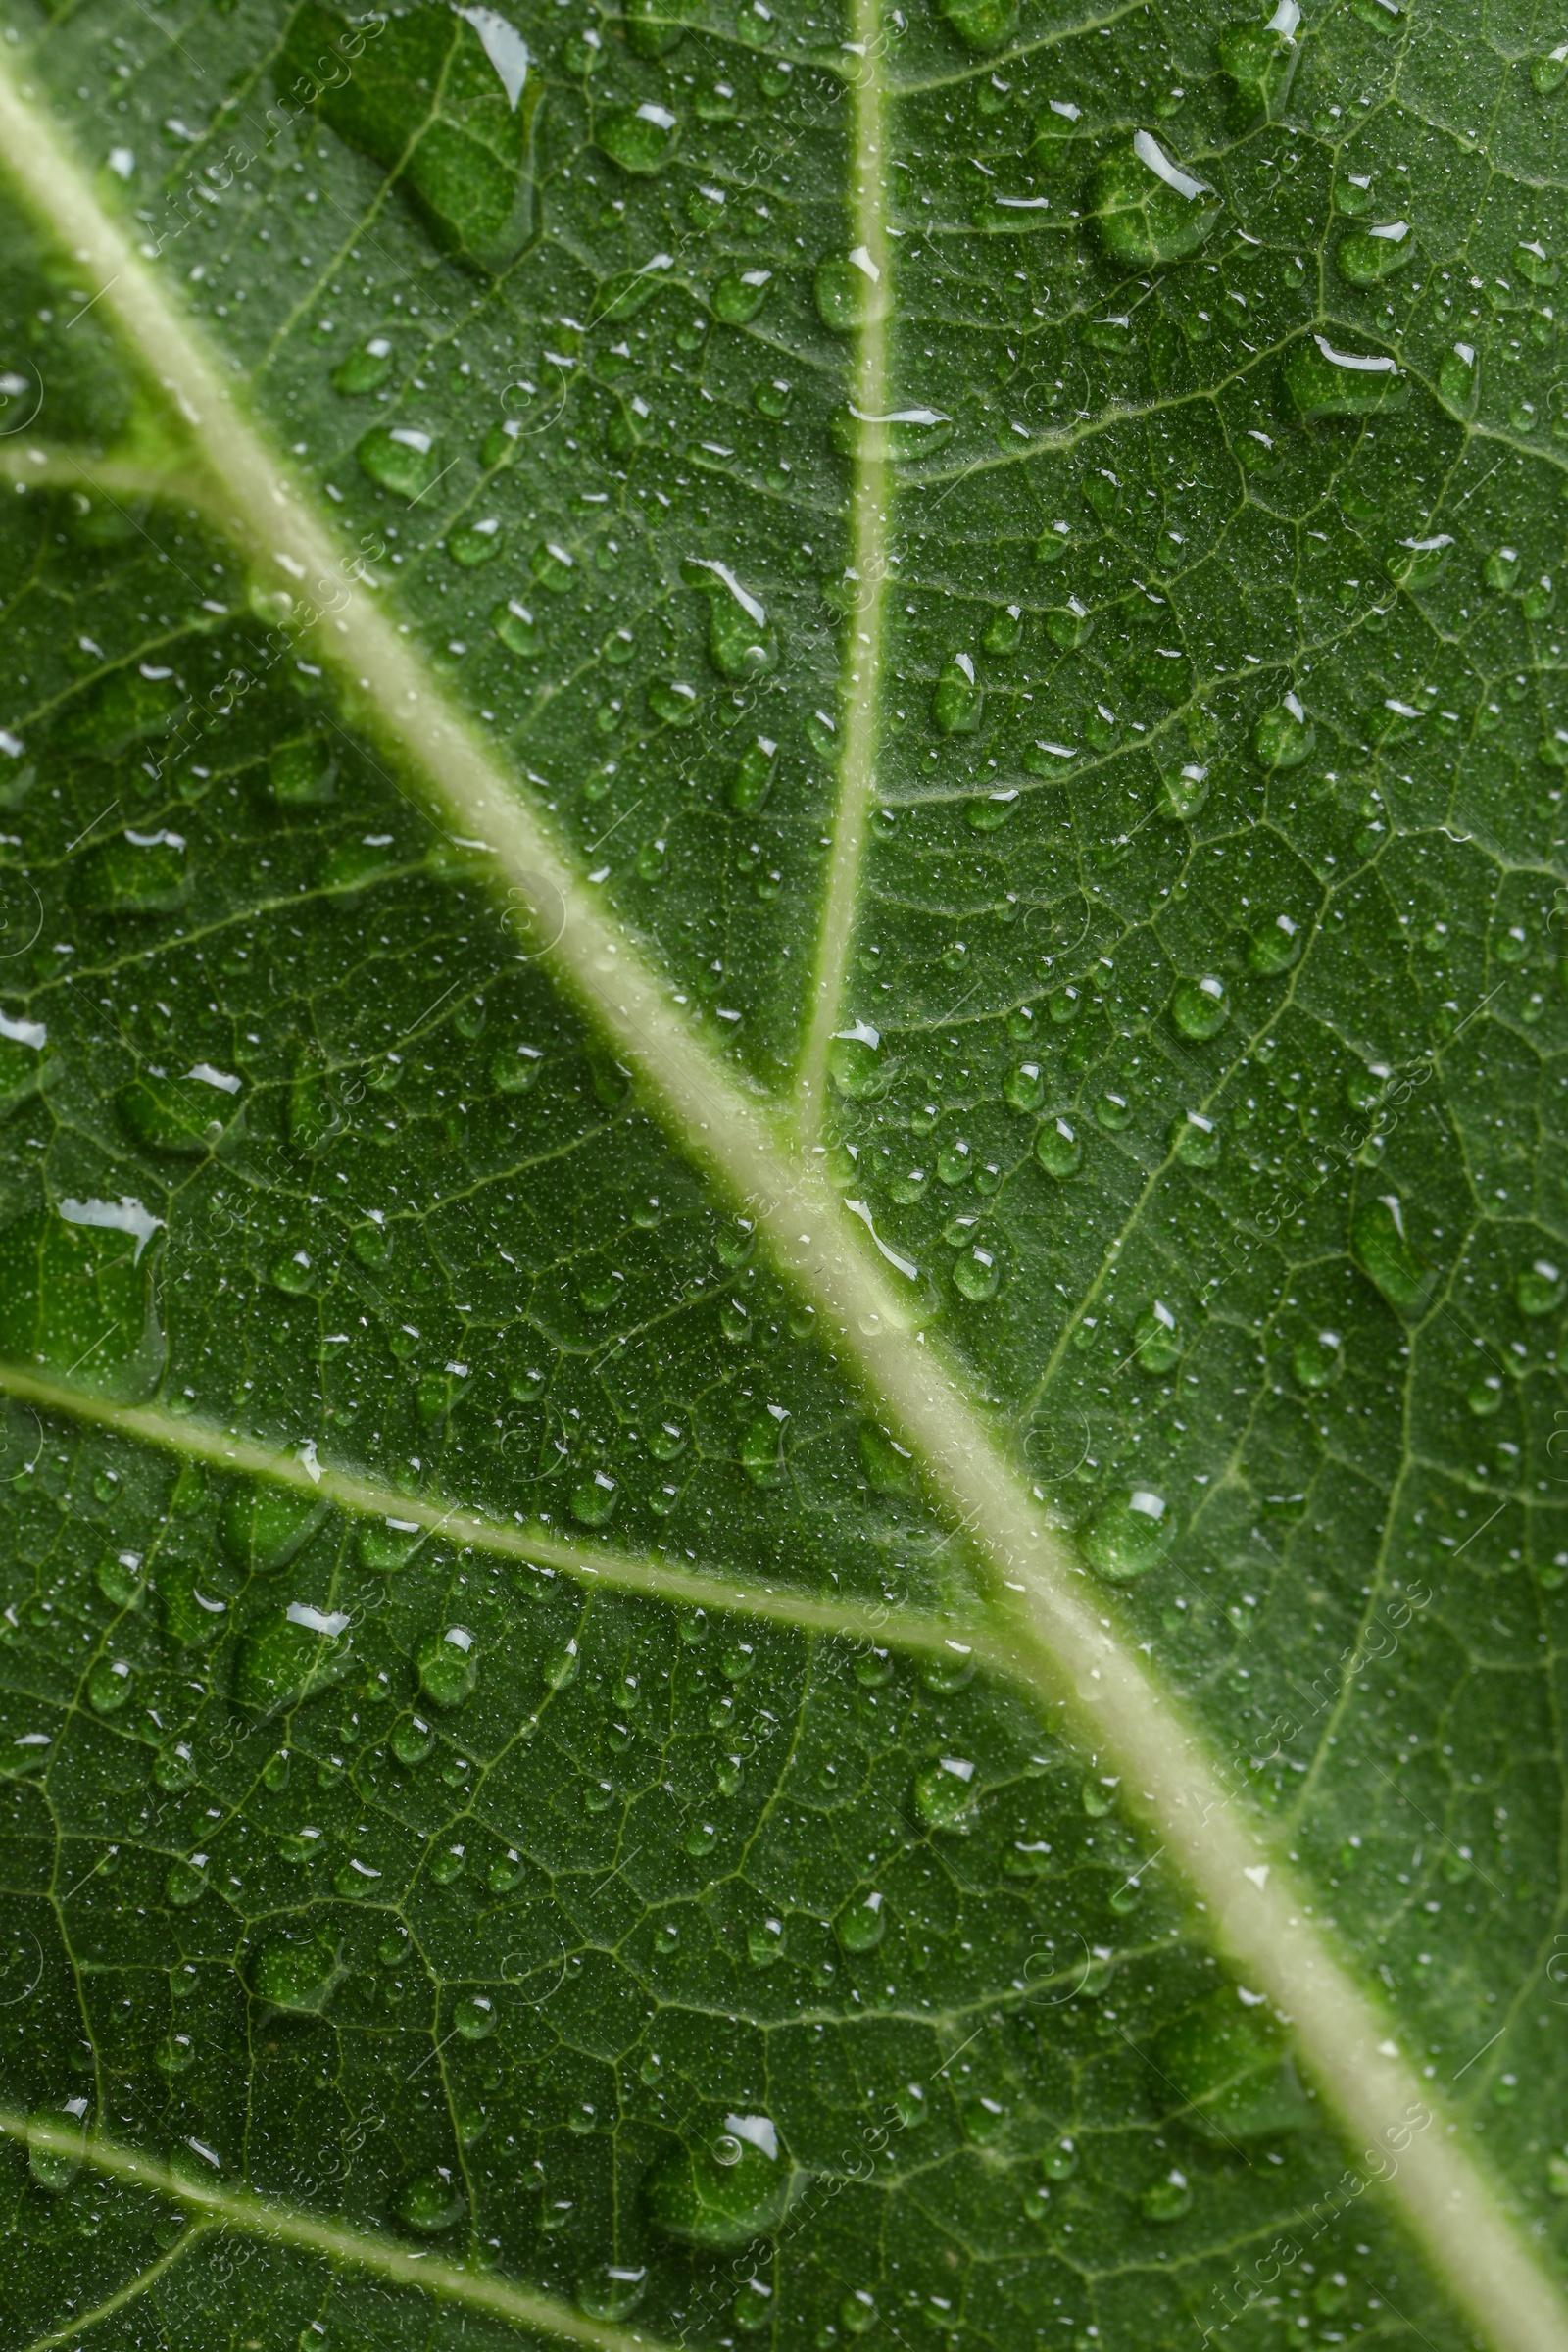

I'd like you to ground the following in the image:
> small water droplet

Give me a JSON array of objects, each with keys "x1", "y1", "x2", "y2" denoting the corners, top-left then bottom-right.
[
  {"x1": 1284, "y1": 333, "x2": 1406, "y2": 419},
  {"x1": 1252, "y1": 695, "x2": 1315, "y2": 769},
  {"x1": 1170, "y1": 1110, "x2": 1221, "y2": 1166},
  {"x1": 1351, "y1": 1193, "x2": 1435, "y2": 1315},
  {"x1": 398, "y1": 2166, "x2": 466, "y2": 2234},
  {"x1": 251, "y1": 1927, "x2": 340, "y2": 2014},
  {"x1": 357, "y1": 424, "x2": 442, "y2": 501},
  {"x1": 1293, "y1": 1329, "x2": 1343, "y2": 1390},
  {"x1": 837, "y1": 1888, "x2": 887, "y2": 1950},
  {"x1": 1516, "y1": 1257, "x2": 1565, "y2": 1316}
]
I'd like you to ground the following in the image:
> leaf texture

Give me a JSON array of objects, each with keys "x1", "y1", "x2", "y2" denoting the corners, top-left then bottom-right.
[{"x1": 0, "y1": 1, "x2": 1566, "y2": 2350}]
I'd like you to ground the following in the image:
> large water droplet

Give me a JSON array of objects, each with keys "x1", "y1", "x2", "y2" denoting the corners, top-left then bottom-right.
[
  {"x1": 645, "y1": 2117, "x2": 795, "y2": 2249},
  {"x1": 931, "y1": 652, "x2": 983, "y2": 734},
  {"x1": 914, "y1": 1756, "x2": 977, "y2": 1832},
  {"x1": 222, "y1": 1483, "x2": 326, "y2": 1573},
  {"x1": 1152, "y1": 1989, "x2": 1310, "y2": 2139},
  {"x1": 598, "y1": 99, "x2": 680, "y2": 174},
  {"x1": 417, "y1": 1624, "x2": 478, "y2": 1709},
  {"x1": 1516, "y1": 1258, "x2": 1565, "y2": 1317},
  {"x1": 579, "y1": 2266, "x2": 649, "y2": 2322},
  {"x1": 357, "y1": 424, "x2": 443, "y2": 501},
  {"x1": 1082, "y1": 1487, "x2": 1177, "y2": 1581},
  {"x1": 933, "y1": 0, "x2": 1017, "y2": 47},
  {"x1": 712, "y1": 268, "x2": 773, "y2": 323},
  {"x1": 828, "y1": 1020, "x2": 885, "y2": 1098},
  {"x1": 233, "y1": 1601, "x2": 353, "y2": 1714},
  {"x1": 1036, "y1": 1116, "x2": 1082, "y2": 1177},
  {"x1": 1089, "y1": 131, "x2": 1222, "y2": 268},
  {"x1": 1284, "y1": 333, "x2": 1407, "y2": 419},
  {"x1": 1172, "y1": 974, "x2": 1229, "y2": 1039},
  {"x1": 1351, "y1": 1193, "x2": 1434, "y2": 1315},
  {"x1": 1133, "y1": 1300, "x2": 1183, "y2": 1372},
  {"x1": 814, "y1": 247, "x2": 889, "y2": 334},
  {"x1": 27, "y1": 2099, "x2": 87, "y2": 2193},
  {"x1": 1336, "y1": 220, "x2": 1416, "y2": 284},
  {"x1": 251, "y1": 1926, "x2": 340, "y2": 2014},
  {"x1": 399, "y1": 2166, "x2": 466, "y2": 2234},
  {"x1": 837, "y1": 1889, "x2": 887, "y2": 1950},
  {"x1": 682, "y1": 558, "x2": 779, "y2": 679},
  {"x1": 1252, "y1": 693, "x2": 1314, "y2": 769},
  {"x1": 1170, "y1": 1110, "x2": 1220, "y2": 1166}
]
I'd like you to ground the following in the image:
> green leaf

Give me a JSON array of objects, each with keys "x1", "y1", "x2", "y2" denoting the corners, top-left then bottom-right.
[{"x1": 0, "y1": 3, "x2": 1565, "y2": 2351}]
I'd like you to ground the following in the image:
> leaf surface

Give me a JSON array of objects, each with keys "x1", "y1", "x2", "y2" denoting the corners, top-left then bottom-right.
[{"x1": 0, "y1": 2, "x2": 1566, "y2": 2351}]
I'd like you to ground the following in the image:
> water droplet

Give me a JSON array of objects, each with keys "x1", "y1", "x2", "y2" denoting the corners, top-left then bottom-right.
[
  {"x1": 727, "y1": 734, "x2": 778, "y2": 812},
  {"x1": 1351, "y1": 1193, "x2": 1434, "y2": 1315},
  {"x1": 598, "y1": 98, "x2": 680, "y2": 174},
  {"x1": 1042, "y1": 2136, "x2": 1077, "y2": 2180},
  {"x1": 646, "y1": 2118, "x2": 795, "y2": 2249},
  {"x1": 417, "y1": 1624, "x2": 478, "y2": 1709},
  {"x1": 1252, "y1": 694, "x2": 1314, "y2": 769},
  {"x1": 531, "y1": 540, "x2": 577, "y2": 594},
  {"x1": 398, "y1": 2166, "x2": 466, "y2": 2234},
  {"x1": 1043, "y1": 597, "x2": 1094, "y2": 652},
  {"x1": 738, "y1": 1412, "x2": 786, "y2": 1490},
  {"x1": 1336, "y1": 220, "x2": 1416, "y2": 284},
  {"x1": 1172, "y1": 973, "x2": 1230, "y2": 1039},
  {"x1": 954, "y1": 1245, "x2": 1002, "y2": 1301},
  {"x1": 827, "y1": 1020, "x2": 885, "y2": 1098},
  {"x1": 713, "y1": 268, "x2": 773, "y2": 323},
  {"x1": 234, "y1": 1602, "x2": 353, "y2": 1714},
  {"x1": 27, "y1": 2100, "x2": 87, "y2": 2193},
  {"x1": 1249, "y1": 913, "x2": 1302, "y2": 973},
  {"x1": 491, "y1": 597, "x2": 541, "y2": 657},
  {"x1": 814, "y1": 247, "x2": 889, "y2": 334},
  {"x1": 1142, "y1": 2168, "x2": 1193, "y2": 2222},
  {"x1": 914, "y1": 1757, "x2": 977, "y2": 1832},
  {"x1": 164, "y1": 1857, "x2": 208, "y2": 1908},
  {"x1": 930, "y1": 651, "x2": 982, "y2": 735},
  {"x1": 358, "y1": 1517, "x2": 420, "y2": 1572},
  {"x1": 357, "y1": 424, "x2": 443, "y2": 502},
  {"x1": 1152, "y1": 1989, "x2": 1309, "y2": 2138},
  {"x1": 223, "y1": 1483, "x2": 327, "y2": 1574},
  {"x1": 545, "y1": 1639, "x2": 581, "y2": 1689},
  {"x1": 332, "y1": 335, "x2": 394, "y2": 395},
  {"x1": 1293, "y1": 1329, "x2": 1343, "y2": 1390},
  {"x1": 649, "y1": 677, "x2": 701, "y2": 727},
  {"x1": 920, "y1": 1645, "x2": 976, "y2": 1694},
  {"x1": 837, "y1": 1888, "x2": 887, "y2": 1950},
  {"x1": 454, "y1": 1992, "x2": 496, "y2": 2038},
  {"x1": 579, "y1": 2266, "x2": 649, "y2": 2322},
  {"x1": 1134, "y1": 1300, "x2": 1183, "y2": 1372},
  {"x1": 1284, "y1": 333, "x2": 1407, "y2": 419},
  {"x1": 1036, "y1": 1116, "x2": 1082, "y2": 1177},
  {"x1": 1095, "y1": 1089, "x2": 1133, "y2": 1131},
  {"x1": 1438, "y1": 340, "x2": 1479, "y2": 414},
  {"x1": 682, "y1": 558, "x2": 779, "y2": 679},
  {"x1": 1089, "y1": 131, "x2": 1222, "y2": 268},
  {"x1": 1004, "y1": 1060, "x2": 1046, "y2": 1113},
  {"x1": 1082, "y1": 1487, "x2": 1177, "y2": 1581},
  {"x1": 1533, "y1": 40, "x2": 1568, "y2": 92},
  {"x1": 1516, "y1": 1258, "x2": 1565, "y2": 1316},
  {"x1": 1159, "y1": 760, "x2": 1210, "y2": 820},
  {"x1": 448, "y1": 515, "x2": 506, "y2": 567},
  {"x1": 571, "y1": 1469, "x2": 619, "y2": 1525},
  {"x1": 87, "y1": 1655, "x2": 135, "y2": 1714},
  {"x1": 74, "y1": 829, "x2": 190, "y2": 915},
  {"x1": 392, "y1": 1714, "x2": 435, "y2": 1765},
  {"x1": 251, "y1": 1927, "x2": 339, "y2": 2014},
  {"x1": 1170, "y1": 1109, "x2": 1220, "y2": 1166}
]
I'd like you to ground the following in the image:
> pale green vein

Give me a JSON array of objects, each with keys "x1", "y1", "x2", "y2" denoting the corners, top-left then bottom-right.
[
  {"x1": 0, "y1": 2111, "x2": 667, "y2": 2352},
  {"x1": 1, "y1": 55, "x2": 1566, "y2": 2352},
  {"x1": 794, "y1": 0, "x2": 891, "y2": 1144},
  {"x1": 0, "y1": 1360, "x2": 988, "y2": 1666}
]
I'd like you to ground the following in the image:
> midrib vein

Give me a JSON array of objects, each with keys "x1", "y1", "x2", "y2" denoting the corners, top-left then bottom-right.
[
  {"x1": 0, "y1": 2110, "x2": 665, "y2": 2352},
  {"x1": 795, "y1": 0, "x2": 890, "y2": 1141},
  {"x1": 0, "y1": 55, "x2": 1564, "y2": 2352},
  {"x1": 0, "y1": 1361, "x2": 986, "y2": 1664}
]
